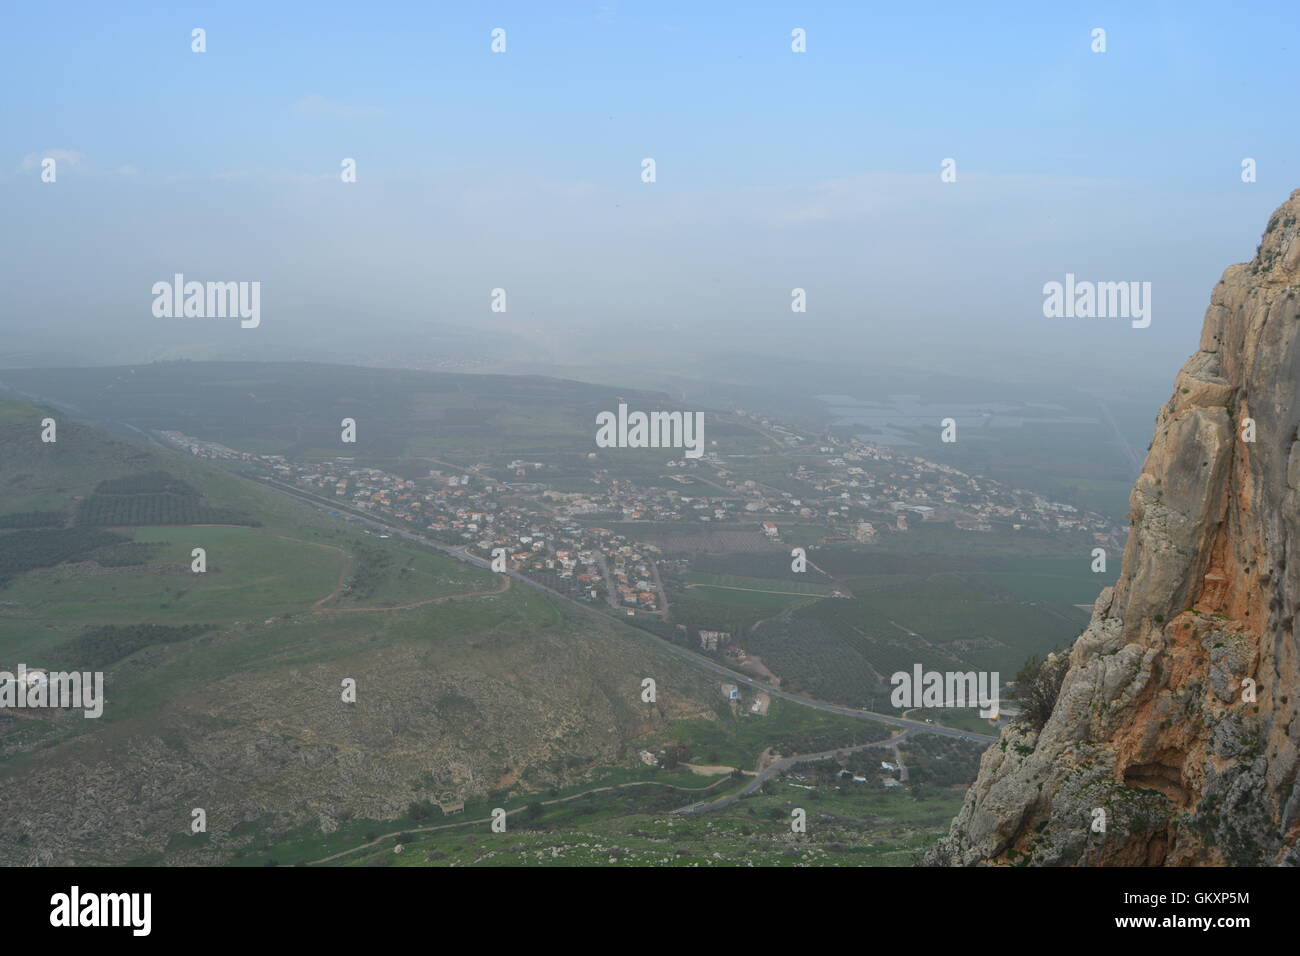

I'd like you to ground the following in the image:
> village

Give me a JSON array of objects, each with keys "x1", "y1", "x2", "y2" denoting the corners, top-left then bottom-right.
[{"x1": 158, "y1": 411, "x2": 1123, "y2": 621}]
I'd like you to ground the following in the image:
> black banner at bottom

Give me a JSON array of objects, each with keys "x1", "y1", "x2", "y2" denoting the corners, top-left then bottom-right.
[{"x1": 5, "y1": 864, "x2": 1277, "y2": 941}]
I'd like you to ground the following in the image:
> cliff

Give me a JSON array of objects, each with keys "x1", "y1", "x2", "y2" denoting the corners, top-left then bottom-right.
[{"x1": 928, "y1": 190, "x2": 1300, "y2": 866}]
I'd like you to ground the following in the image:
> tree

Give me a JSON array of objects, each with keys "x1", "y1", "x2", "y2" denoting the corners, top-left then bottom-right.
[{"x1": 1014, "y1": 652, "x2": 1069, "y2": 732}]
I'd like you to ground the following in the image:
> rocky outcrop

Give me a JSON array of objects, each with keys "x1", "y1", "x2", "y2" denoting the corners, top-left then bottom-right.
[{"x1": 928, "y1": 191, "x2": 1300, "y2": 866}]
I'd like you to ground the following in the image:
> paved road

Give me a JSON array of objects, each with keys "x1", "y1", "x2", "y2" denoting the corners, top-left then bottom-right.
[
  {"x1": 639, "y1": 635, "x2": 997, "y2": 745},
  {"x1": 255, "y1": 475, "x2": 999, "y2": 748},
  {"x1": 674, "y1": 730, "x2": 915, "y2": 815}
]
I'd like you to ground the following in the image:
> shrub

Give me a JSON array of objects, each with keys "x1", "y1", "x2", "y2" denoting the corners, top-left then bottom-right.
[{"x1": 1014, "y1": 653, "x2": 1070, "y2": 732}]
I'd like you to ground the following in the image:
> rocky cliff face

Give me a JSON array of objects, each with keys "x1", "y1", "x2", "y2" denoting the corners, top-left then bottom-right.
[{"x1": 928, "y1": 191, "x2": 1300, "y2": 866}]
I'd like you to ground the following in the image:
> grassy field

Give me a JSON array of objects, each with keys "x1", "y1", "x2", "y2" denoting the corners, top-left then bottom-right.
[
  {"x1": 904, "y1": 707, "x2": 1000, "y2": 736},
  {"x1": 683, "y1": 585, "x2": 819, "y2": 611},
  {"x1": 960, "y1": 555, "x2": 1114, "y2": 606},
  {"x1": 818, "y1": 572, "x2": 1086, "y2": 673},
  {"x1": 737, "y1": 559, "x2": 1093, "y2": 709},
  {"x1": 321, "y1": 533, "x2": 488, "y2": 608},
  {"x1": 685, "y1": 571, "x2": 834, "y2": 596},
  {"x1": 0, "y1": 526, "x2": 345, "y2": 624},
  {"x1": 676, "y1": 572, "x2": 826, "y2": 616}
]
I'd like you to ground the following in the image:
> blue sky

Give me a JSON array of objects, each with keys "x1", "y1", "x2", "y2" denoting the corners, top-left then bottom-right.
[
  {"x1": 2, "y1": 1, "x2": 1298, "y2": 384},
  {"x1": 6, "y1": 1, "x2": 1296, "y2": 187}
]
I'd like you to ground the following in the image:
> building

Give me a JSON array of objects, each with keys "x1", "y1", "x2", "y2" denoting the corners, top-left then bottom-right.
[
  {"x1": 698, "y1": 630, "x2": 729, "y2": 651},
  {"x1": 436, "y1": 793, "x2": 465, "y2": 815}
]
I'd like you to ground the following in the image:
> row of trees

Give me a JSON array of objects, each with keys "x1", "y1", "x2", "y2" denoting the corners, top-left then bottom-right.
[
  {"x1": 54, "y1": 623, "x2": 214, "y2": 669},
  {"x1": 75, "y1": 470, "x2": 258, "y2": 527},
  {"x1": 0, "y1": 510, "x2": 64, "y2": 529},
  {"x1": 92, "y1": 471, "x2": 197, "y2": 496},
  {"x1": 0, "y1": 527, "x2": 125, "y2": 586},
  {"x1": 76, "y1": 494, "x2": 257, "y2": 527},
  {"x1": 345, "y1": 541, "x2": 392, "y2": 600}
]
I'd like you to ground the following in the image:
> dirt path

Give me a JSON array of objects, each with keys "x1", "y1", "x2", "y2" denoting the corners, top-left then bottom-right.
[
  {"x1": 319, "y1": 573, "x2": 510, "y2": 613},
  {"x1": 312, "y1": 544, "x2": 354, "y2": 608},
  {"x1": 891, "y1": 742, "x2": 909, "y2": 783},
  {"x1": 302, "y1": 774, "x2": 734, "y2": 866},
  {"x1": 686, "y1": 582, "x2": 828, "y2": 598}
]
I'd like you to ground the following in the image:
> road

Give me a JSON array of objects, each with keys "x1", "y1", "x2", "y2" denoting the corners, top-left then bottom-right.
[
  {"x1": 304, "y1": 774, "x2": 736, "y2": 866},
  {"x1": 673, "y1": 730, "x2": 915, "y2": 814},
  {"x1": 252, "y1": 474, "x2": 999, "y2": 748}
]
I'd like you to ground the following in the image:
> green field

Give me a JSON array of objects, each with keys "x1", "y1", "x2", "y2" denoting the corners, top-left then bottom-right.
[
  {"x1": 739, "y1": 561, "x2": 1093, "y2": 709},
  {"x1": 821, "y1": 572, "x2": 1086, "y2": 671},
  {"x1": 322, "y1": 534, "x2": 489, "y2": 608},
  {"x1": 685, "y1": 571, "x2": 834, "y2": 596},
  {"x1": 960, "y1": 555, "x2": 1114, "y2": 606},
  {"x1": 684, "y1": 585, "x2": 819, "y2": 611},
  {"x1": 904, "y1": 707, "x2": 1000, "y2": 736},
  {"x1": 0, "y1": 526, "x2": 344, "y2": 624}
]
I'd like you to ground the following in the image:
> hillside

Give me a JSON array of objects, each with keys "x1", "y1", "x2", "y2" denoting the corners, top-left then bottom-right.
[
  {"x1": 0, "y1": 401, "x2": 726, "y2": 865},
  {"x1": 0, "y1": 362, "x2": 672, "y2": 461}
]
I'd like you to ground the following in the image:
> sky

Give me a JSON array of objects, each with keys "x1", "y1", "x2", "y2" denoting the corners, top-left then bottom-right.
[{"x1": 2, "y1": 1, "x2": 1298, "y2": 395}]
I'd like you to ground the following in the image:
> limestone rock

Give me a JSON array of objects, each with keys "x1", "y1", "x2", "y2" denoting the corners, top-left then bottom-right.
[{"x1": 928, "y1": 190, "x2": 1300, "y2": 866}]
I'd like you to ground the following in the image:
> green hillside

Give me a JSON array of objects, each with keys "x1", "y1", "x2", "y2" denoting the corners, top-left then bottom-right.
[{"x1": 2, "y1": 401, "x2": 896, "y2": 867}]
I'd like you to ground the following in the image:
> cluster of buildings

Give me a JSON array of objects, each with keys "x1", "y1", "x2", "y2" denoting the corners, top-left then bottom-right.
[
  {"x1": 157, "y1": 430, "x2": 262, "y2": 463},
  {"x1": 710, "y1": 415, "x2": 1121, "y2": 548},
  {"x1": 157, "y1": 409, "x2": 1121, "y2": 623}
]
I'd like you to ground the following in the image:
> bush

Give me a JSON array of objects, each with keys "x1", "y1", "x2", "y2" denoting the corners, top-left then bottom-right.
[{"x1": 1014, "y1": 653, "x2": 1070, "y2": 732}]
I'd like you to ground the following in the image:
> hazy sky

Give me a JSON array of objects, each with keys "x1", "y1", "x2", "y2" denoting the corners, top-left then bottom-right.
[{"x1": 3, "y1": 1, "x2": 1298, "y2": 392}]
